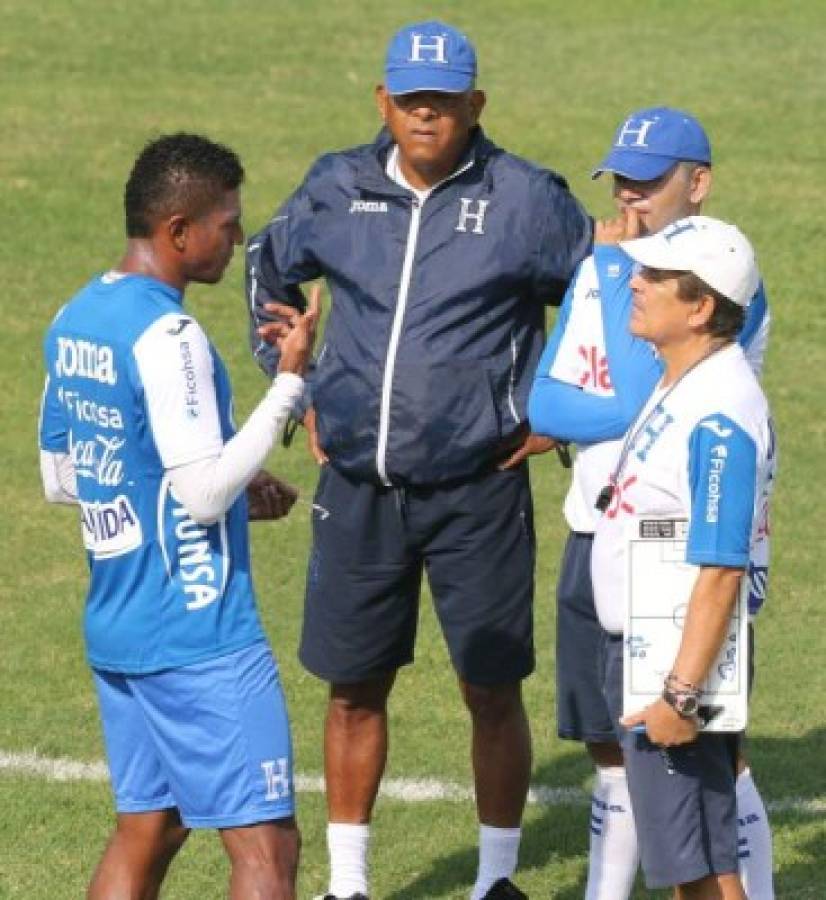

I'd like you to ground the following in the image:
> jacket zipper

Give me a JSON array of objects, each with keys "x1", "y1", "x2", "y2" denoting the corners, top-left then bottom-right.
[
  {"x1": 375, "y1": 157, "x2": 476, "y2": 485},
  {"x1": 376, "y1": 196, "x2": 422, "y2": 485}
]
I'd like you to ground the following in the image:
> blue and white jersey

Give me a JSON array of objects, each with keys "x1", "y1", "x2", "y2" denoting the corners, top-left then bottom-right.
[
  {"x1": 590, "y1": 345, "x2": 776, "y2": 635},
  {"x1": 39, "y1": 273, "x2": 265, "y2": 674},
  {"x1": 528, "y1": 245, "x2": 770, "y2": 533}
]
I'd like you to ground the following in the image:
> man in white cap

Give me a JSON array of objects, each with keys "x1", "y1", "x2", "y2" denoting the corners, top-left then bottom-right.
[
  {"x1": 529, "y1": 109, "x2": 773, "y2": 899},
  {"x1": 246, "y1": 19, "x2": 593, "y2": 900},
  {"x1": 590, "y1": 216, "x2": 776, "y2": 896}
]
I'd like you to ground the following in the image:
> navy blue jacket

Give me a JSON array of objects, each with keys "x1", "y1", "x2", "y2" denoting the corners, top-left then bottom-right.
[{"x1": 246, "y1": 127, "x2": 592, "y2": 486}]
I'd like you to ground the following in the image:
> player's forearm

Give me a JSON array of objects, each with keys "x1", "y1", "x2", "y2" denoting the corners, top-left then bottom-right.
[
  {"x1": 169, "y1": 372, "x2": 303, "y2": 525},
  {"x1": 670, "y1": 566, "x2": 743, "y2": 686}
]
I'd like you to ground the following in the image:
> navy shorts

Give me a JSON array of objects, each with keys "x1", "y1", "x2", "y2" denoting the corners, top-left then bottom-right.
[
  {"x1": 94, "y1": 641, "x2": 295, "y2": 828},
  {"x1": 299, "y1": 463, "x2": 535, "y2": 685},
  {"x1": 602, "y1": 634, "x2": 739, "y2": 889},
  {"x1": 555, "y1": 531, "x2": 615, "y2": 743}
]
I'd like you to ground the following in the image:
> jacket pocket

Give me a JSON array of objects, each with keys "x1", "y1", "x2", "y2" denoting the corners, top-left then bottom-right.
[
  {"x1": 312, "y1": 348, "x2": 380, "y2": 467},
  {"x1": 386, "y1": 360, "x2": 504, "y2": 482}
]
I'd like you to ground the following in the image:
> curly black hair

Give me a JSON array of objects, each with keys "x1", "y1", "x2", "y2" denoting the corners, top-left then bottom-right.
[{"x1": 124, "y1": 132, "x2": 244, "y2": 237}]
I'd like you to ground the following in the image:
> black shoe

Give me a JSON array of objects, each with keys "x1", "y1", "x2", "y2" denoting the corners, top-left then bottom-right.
[
  {"x1": 319, "y1": 895, "x2": 369, "y2": 900},
  {"x1": 481, "y1": 878, "x2": 528, "y2": 900}
]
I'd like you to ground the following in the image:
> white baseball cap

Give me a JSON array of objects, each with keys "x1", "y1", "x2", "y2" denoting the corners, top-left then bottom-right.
[{"x1": 620, "y1": 215, "x2": 759, "y2": 307}]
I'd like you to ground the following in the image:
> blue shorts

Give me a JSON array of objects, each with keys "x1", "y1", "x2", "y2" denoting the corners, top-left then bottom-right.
[
  {"x1": 300, "y1": 463, "x2": 535, "y2": 685},
  {"x1": 602, "y1": 634, "x2": 739, "y2": 889},
  {"x1": 93, "y1": 641, "x2": 295, "y2": 828},
  {"x1": 555, "y1": 531, "x2": 615, "y2": 743}
]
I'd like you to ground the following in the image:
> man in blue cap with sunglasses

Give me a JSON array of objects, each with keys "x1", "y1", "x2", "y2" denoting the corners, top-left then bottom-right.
[{"x1": 247, "y1": 20, "x2": 593, "y2": 900}]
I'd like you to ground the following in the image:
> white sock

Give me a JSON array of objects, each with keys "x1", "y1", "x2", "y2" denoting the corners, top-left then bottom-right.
[
  {"x1": 585, "y1": 766, "x2": 639, "y2": 900},
  {"x1": 470, "y1": 824, "x2": 521, "y2": 900},
  {"x1": 737, "y1": 768, "x2": 774, "y2": 899},
  {"x1": 327, "y1": 823, "x2": 370, "y2": 898}
]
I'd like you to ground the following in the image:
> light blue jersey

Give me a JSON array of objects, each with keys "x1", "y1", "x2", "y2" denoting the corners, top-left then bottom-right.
[{"x1": 39, "y1": 273, "x2": 264, "y2": 673}]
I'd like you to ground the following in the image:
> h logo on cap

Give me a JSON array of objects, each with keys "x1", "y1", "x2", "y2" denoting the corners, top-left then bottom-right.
[
  {"x1": 615, "y1": 117, "x2": 657, "y2": 149},
  {"x1": 409, "y1": 33, "x2": 447, "y2": 64}
]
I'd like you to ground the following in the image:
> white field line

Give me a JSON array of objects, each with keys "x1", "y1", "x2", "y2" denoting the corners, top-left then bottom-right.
[{"x1": 2, "y1": 749, "x2": 825, "y2": 816}]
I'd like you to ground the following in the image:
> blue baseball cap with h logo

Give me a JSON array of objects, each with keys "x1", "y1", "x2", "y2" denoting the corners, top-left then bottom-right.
[
  {"x1": 592, "y1": 107, "x2": 711, "y2": 181},
  {"x1": 384, "y1": 20, "x2": 477, "y2": 95}
]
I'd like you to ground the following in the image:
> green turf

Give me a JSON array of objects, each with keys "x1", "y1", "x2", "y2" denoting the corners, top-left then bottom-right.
[{"x1": 2, "y1": 0, "x2": 825, "y2": 896}]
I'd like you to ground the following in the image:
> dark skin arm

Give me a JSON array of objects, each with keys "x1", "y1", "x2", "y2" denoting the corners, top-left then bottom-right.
[
  {"x1": 246, "y1": 285, "x2": 321, "y2": 515},
  {"x1": 257, "y1": 284, "x2": 328, "y2": 465},
  {"x1": 498, "y1": 434, "x2": 560, "y2": 470}
]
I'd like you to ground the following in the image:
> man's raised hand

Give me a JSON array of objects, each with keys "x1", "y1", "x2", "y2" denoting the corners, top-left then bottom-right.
[
  {"x1": 594, "y1": 206, "x2": 641, "y2": 245},
  {"x1": 259, "y1": 283, "x2": 322, "y2": 376}
]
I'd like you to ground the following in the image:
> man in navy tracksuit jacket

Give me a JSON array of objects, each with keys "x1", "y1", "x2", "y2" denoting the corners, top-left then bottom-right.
[{"x1": 246, "y1": 21, "x2": 592, "y2": 900}]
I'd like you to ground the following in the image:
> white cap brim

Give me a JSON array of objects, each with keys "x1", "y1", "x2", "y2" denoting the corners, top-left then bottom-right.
[{"x1": 620, "y1": 217, "x2": 759, "y2": 307}]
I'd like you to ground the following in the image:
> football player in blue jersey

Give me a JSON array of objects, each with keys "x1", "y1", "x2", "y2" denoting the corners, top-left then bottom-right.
[
  {"x1": 529, "y1": 109, "x2": 774, "y2": 899},
  {"x1": 39, "y1": 133, "x2": 318, "y2": 900}
]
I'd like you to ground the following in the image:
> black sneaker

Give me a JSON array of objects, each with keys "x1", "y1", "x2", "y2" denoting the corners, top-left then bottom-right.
[
  {"x1": 481, "y1": 878, "x2": 528, "y2": 900},
  {"x1": 318, "y1": 894, "x2": 369, "y2": 900}
]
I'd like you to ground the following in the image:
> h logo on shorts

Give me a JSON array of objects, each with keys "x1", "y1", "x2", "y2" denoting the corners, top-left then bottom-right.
[{"x1": 261, "y1": 758, "x2": 291, "y2": 801}]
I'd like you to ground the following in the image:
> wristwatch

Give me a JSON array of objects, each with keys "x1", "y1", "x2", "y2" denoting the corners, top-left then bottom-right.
[{"x1": 662, "y1": 687, "x2": 699, "y2": 719}]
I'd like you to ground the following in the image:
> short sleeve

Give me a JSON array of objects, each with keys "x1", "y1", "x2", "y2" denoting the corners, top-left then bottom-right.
[
  {"x1": 133, "y1": 314, "x2": 224, "y2": 469},
  {"x1": 686, "y1": 414, "x2": 756, "y2": 567}
]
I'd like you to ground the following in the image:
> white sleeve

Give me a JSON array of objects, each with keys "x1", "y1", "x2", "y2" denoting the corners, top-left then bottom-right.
[
  {"x1": 133, "y1": 314, "x2": 225, "y2": 469},
  {"x1": 168, "y1": 373, "x2": 304, "y2": 525},
  {"x1": 134, "y1": 313, "x2": 304, "y2": 524},
  {"x1": 40, "y1": 448, "x2": 78, "y2": 505},
  {"x1": 743, "y1": 307, "x2": 771, "y2": 377}
]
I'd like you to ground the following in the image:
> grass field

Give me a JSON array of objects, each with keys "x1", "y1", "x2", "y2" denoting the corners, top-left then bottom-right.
[{"x1": 2, "y1": 1, "x2": 825, "y2": 896}]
